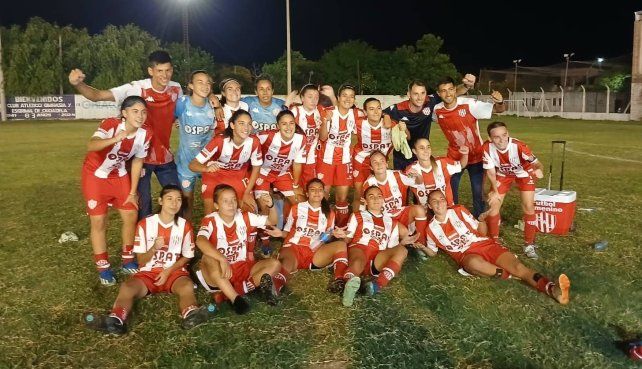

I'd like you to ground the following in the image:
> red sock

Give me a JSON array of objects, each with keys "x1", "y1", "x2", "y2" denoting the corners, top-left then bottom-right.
[
  {"x1": 335, "y1": 202, "x2": 351, "y2": 228},
  {"x1": 109, "y1": 305, "x2": 128, "y2": 323},
  {"x1": 376, "y1": 260, "x2": 401, "y2": 288},
  {"x1": 486, "y1": 214, "x2": 501, "y2": 239},
  {"x1": 243, "y1": 277, "x2": 257, "y2": 293},
  {"x1": 181, "y1": 304, "x2": 199, "y2": 319},
  {"x1": 332, "y1": 251, "x2": 349, "y2": 279},
  {"x1": 273, "y1": 267, "x2": 290, "y2": 293},
  {"x1": 414, "y1": 217, "x2": 428, "y2": 246},
  {"x1": 121, "y1": 244, "x2": 134, "y2": 263},
  {"x1": 523, "y1": 213, "x2": 537, "y2": 244},
  {"x1": 94, "y1": 252, "x2": 110, "y2": 272},
  {"x1": 535, "y1": 274, "x2": 554, "y2": 296},
  {"x1": 343, "y1": 271, "x2": 355, "y2": 280}
]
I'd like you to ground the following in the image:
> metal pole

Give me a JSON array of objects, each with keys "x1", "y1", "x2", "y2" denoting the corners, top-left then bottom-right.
[
  {"x1": 0, "y1": 30, "x2": 6, "y2": 122},
  {"x1": 59, "y1": 34, "x2": 63, "y2": 95},
  {"x1": 286, "y1": 0, "x2": 292, "y2": 94},
  {"x1": 182, "y1": 5, "x2": 190, "y2": 81}
]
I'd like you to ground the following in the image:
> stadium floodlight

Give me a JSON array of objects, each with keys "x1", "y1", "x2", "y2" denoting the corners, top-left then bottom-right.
[
  {"x1": 563, "y1": 52, "x2": 575, "y2": 89},
  {"x1": 512, "y1": 59, "x2": 522, "y2": 91},
  {"x1": 586, "y1": 57, "x2": 606, "y2": 85}
]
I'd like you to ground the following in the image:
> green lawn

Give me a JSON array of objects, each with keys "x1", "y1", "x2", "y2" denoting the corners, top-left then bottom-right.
[{"x1": 0, "y1": 117, "x2": 640, "y2": 368}]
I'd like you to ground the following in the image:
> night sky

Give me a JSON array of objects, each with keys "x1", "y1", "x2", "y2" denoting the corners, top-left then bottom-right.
[{"x1": 1, "y1": 0, "x2": 638, "y2": 73}]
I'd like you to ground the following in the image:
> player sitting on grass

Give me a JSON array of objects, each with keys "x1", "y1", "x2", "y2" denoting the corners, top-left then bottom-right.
[
  {"x1": 194, "y1": 184, "x2": 283, "y2": 314},
  {"x1": 86, "y1": 185, "x2": 210, "y2": 335},
  {"x1": 341, "y1": 186, "x2": 419, "y2": 307},
  {"x1": 424, "y1": 190, "x2": 570, "y2": 305},
  {"x1": 482, "y1": 121, "x2": 545, "y2": 259}
]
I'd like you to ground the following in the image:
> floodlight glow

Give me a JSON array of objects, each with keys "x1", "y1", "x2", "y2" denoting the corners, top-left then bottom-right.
[{"x1": 597, "y1": 57, "x2": 604, "y2": 63}]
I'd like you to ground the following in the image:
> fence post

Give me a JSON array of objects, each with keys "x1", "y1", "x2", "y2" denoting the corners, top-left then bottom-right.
[
  {"x1": 580, "y1": 85, "x2": 586, "y2": 113},
  {"x1": 539, "y1": 87, "x2": 545, "y2": 112},
  {"x1": 605, "y1": 84, "x2": 611, "y2": 113},
  {"x1": 559, "y1": 85, "x2": 564, "y2": 113}
]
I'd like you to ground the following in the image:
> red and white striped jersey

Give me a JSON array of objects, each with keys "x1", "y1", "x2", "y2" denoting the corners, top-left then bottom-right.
[
  {"x1": 318, "y1": 107, "x2": 358, "y2": 164},
  {"x1": 433, "y1": 97, "x2": 493, "y2": 164},
  {"x1": 110, "y1": 79, "x2": 182, "y2": 165},
  {"x1": 194, "y1": 135, "x2": 262, "y2": 180},
  {"x1": 405, "y1": 158, "x2": 461, "y2": 207},
  {"x1": 283, "y1": 201, "x2": 335, "y2": 251},
  {"x1": 291, "y1": 105, "x2": 324, "y2": 165},
  {"x1": 215, "y1": 101, "x2": 250, "y2": 135},
  {"x1": 482, "y1": 138, "x2": 538, "y2": 178},
  {"x1": 258, "y1": 130, "x2": 307, "y2": 177},
  {"x1": 346, "y1": 211, "x2": 399, "y2": 250},
  {"x1": 425, "y1": 205, "x2": 487, "y2": 253},
  {"x1": 83, "y1": 118, "x2": 151, "y2": 179},
  {"x1": 363, "y1": 170, "x2": 415, "y2": 214},
  {"x1": 133, "y1": 214, "x2": 195, "y2": 272},
  {"x1": 198, "y1": 210, "x2": 268, "y2": 264},
  {"x1": 353, "y1": 118, "x2": 394, "y2": 165}
]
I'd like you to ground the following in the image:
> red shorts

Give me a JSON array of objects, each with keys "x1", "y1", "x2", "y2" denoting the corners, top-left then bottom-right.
[
  {"x1": 81, "y1": 170, "x2": 137, "y2": 216},
  {"x1": 133, "y1": 269, "x2": 190, "y2": 295},
  {"x1": 283, "y1": 244, "x2": 316, "y2": 270},
  {"x1": 230, "y1": 260, "x2": 256, "y2": 295},
  {"x1": 496, "y1": 175, "x2": 536, "y2": 195},
  {"x1": 316, "y1": 161, "x2": 353, "y2": 186},
  {"x1": 202, "y1": 173, "x2": 247, "y2": 202},
  {"x1": 447, "y1": 239, "x2": 510, "y2": 266},
  {"x1": 300, "y1": 163, "x2": 317, "y2": 188},
  {"x1": 349, "y1": 244, "x2": 380, "y2": 276},
  {"x1": 255, "y1": 172, "x2": 295, "y2": 197},
  {"x1": 352, "y1": 157, "x2": 372, "y2": 183},
  {"x1": 390, "y1": 206, "x2": 411, "y2": 226}
]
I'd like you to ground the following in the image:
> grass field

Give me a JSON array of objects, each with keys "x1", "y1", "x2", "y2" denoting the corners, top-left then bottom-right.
[{"x1": 0, "y1": 116, "x2": 641, "y2": 369}]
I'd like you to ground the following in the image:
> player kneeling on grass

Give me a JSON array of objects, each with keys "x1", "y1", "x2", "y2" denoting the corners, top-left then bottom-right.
[
  {"x1": 482, "y1": 121, "x2": 545, "y2": 259},
  {"x1": 81, "y1": 96, "x2": 152, "y2": 285},
  {"x1": 341, "y1": 186, "x2": 420, "y2": 307},
  {"x1": 85, "y1": 185, "x2": 209, "y2": 335},
  {"x1": 194, "y1": 184, "x2": 283, "y2": 314},
  {"x1": 424, "y1": 190, "x2": 570, "y2": 305},
  {"x1": 274, "y1": 179, "x2": 349, "y2": 295}
]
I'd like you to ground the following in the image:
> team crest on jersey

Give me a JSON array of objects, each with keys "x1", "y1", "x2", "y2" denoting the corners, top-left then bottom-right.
[
  {"x1": 272, "y1": 108, "x2": 281, "y2": 116},
  {"x1": 438, "y1": 114, "x2": 445, "y2": 119},
  {"x1": 171, "y1": 93, "x2": 178, "y2": 102},
  {"x1": 422, "y1": 107, "x2": 431, "y2": 115},
  {"x1": 353, "y1": 169, "x2": 359, "y2": 178},
  {"x1": 317, "y1": 173, "x2": 324, "y2": 180},
  {"x1": 88, "y1": 199, "x2": 97, "y2": 209},
  {"x1": 256, "y1": 177, "x2": 264, "y2": 186},
  {"x1": 181, "y1": 180, "x2": 192, "y2": 189},
  {"x1": 458, "y1": 109, "x2": 467, "y2": 117}
]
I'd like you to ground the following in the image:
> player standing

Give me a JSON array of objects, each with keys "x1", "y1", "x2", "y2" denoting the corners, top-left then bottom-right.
[
  {"x1": 290, "y1": 84, "x2": 325, "y2": 189},
  {"x1": 215, "y1": 78, "x2": 249, "y2": 135}
]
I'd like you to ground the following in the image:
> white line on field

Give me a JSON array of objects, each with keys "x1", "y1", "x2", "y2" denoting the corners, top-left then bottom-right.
[
  {"x1": 567, "y1": 141, "x2": 639, "y2": 150},
  {"x1": 566, "y1": 148, "x2": 642, "y2": 164}
]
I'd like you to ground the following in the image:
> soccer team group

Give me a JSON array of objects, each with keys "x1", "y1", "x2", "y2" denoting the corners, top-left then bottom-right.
[{"x1": 69, "y1": 50, "x2": 571, "y2": 335}]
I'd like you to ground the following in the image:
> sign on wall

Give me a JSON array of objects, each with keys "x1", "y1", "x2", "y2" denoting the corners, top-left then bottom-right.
[{"x1": 6, "y1": 95, "x2": 75, "y2": 120}]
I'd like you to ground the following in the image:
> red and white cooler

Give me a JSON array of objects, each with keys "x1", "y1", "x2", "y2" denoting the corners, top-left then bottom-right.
[{"x1": 533, "y1": 188, "x2": 576, "y2": 235}]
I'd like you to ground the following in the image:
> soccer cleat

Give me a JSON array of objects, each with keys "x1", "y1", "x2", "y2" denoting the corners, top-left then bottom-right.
[
  {"x1": 326, "y1": 278, "x2": 346, "y2": 294},
  {"x1": 413, "y1": 247, "x2": 429, "y2": 261},
  {"x1": 341, "y1": 276, "x2": 361, "y2": 307},
  {"x1": 365, "y1": 281, "x2": 380, "y2": 296},
  {"x1": 99, "y1": 269, "x2": 117, "y2": 286},
  {"x1": 105, "y1": 316, "x2": 127, "y2": 335},
  {"x1": 557, "y1": 274, "x2": 571, "y2": 305},
  {"x1": 121, "y1": 261, "x2": 139, "y2": 275},
  {"x1": 259, "y1": 274, "x2": 279, "y2": 306},
  {"x1": 232, "y1": 295, "x2": 251, "y2": 315},
  {"x1": 523, "y1": 244, "x2": 539, "y2": 260},
  {"x1": 181, "y1": 306, "x2": 210, "y2": 330}
]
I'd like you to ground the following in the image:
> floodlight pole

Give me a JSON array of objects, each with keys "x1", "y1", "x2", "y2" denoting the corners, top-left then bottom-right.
[
  {"x1": 512, "y1": 59, "x2": 521, "y2": 91},
  {"x1": 563, "y1": 52, "x2": 574, "y2": 89},
  {"x1": 182, "y1": 1, "x2": 190, "y2": 81},
  {"x1": 286, "y1": 0, "x2": 292, "y2": 93},
  {"x1": 0, "y1": 30, "x2": 6, "y2": 122}
]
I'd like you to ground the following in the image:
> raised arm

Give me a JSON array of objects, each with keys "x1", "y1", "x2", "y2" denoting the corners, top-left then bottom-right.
[{"x1": 69, "y1": 69, "x2": 115, "y2": 102}]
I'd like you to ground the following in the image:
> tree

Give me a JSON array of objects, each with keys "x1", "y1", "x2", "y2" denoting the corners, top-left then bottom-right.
[
  {"x1": 213, "y1": 64, "x2": 253, "y2": 93},
  {"x1": 164, "y1": 42, "x2": 216, "y2": 87},
  {"x1": 319, "y1": 40, "x2": 378, "y2": 92},
  {"x1": 261, "y1": 51, "x2": 318, "y2": 94}
]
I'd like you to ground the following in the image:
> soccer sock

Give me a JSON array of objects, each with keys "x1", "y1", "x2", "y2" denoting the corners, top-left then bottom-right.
[
  {"x1": 94, "y1": 252, "x2": 110, "y2": 272},
  {"x1": 523, "y1": 213, "x2": 537, "y2": 244},
  {"x1": 243, "y1": 277, "x2": 257, "y2": 293},
  {"x1": 486, "y1": 214, "x2": 501, "y2": 239},
  {"x1": 414, "y1": 217, "x2": 428, "y2": 246},
  {"x1": 109, "y1": 305, "x2": 128, "y2": 323},
  {"x1": 493, "y1": 268, "x2": 511, "y2": 280},
  {"x1": 335, "y1": 202, "x2": 351, "y2": 228},
  {"x1": 180, "y1": 305, "x2": 199, "y2": 319},
  {"x1": 376, "y1": 260, "x2": 401, "y2": 288},
  {"x1": 332, "y1": 251, "x2": 349, "y2": 279},
  {"x1": 343, "y1": 271, "x2": 355, "y2": 281},
  {"x1": 533, "y1": 273, "x2": 555, "y2": 296},
  {"x1": 121, "y1": 244, "x2": 134, "y2": 263},
  {"x1": 273, "y1": 267, "x2": 290, "y2": 293}
]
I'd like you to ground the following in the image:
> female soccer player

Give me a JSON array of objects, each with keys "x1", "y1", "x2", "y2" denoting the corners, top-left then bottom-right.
[
  {"x1": 81, "y1": 95, "x2": 152, "y2": 285},
  {"x1": 86, "y1": 185, "x2": 209, "y2": 335},
  {"x1": 215, "y1": 78, "x2": 249, "y2": 135},
  {"x1": 194, "y1": 184, "x2": 283, "y2": 314},
  {"x1": 341, "y1": 186, "x2": 417, "y2": 307},
  {"x1": 275, "y1": 178, "x2": 349, "y2": 294},
  {"x1": 290, "y1": 84, "x2": 324, "y2": 190},
  {"x1": 189, "y1": 109, "x2": 262, "y2": 214},
  {"x1": 175, "y1": 70, "x2": 216, "y2": 220},
  {"x1": 482, "y1": 121, "x2": 544, "y2": 259},
  {"x1": 317, "y1": 84, "x2": 360, "y2": 226},
  {"x1": 424, "y1": 190, "x2": 570, "y2": 304}
]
